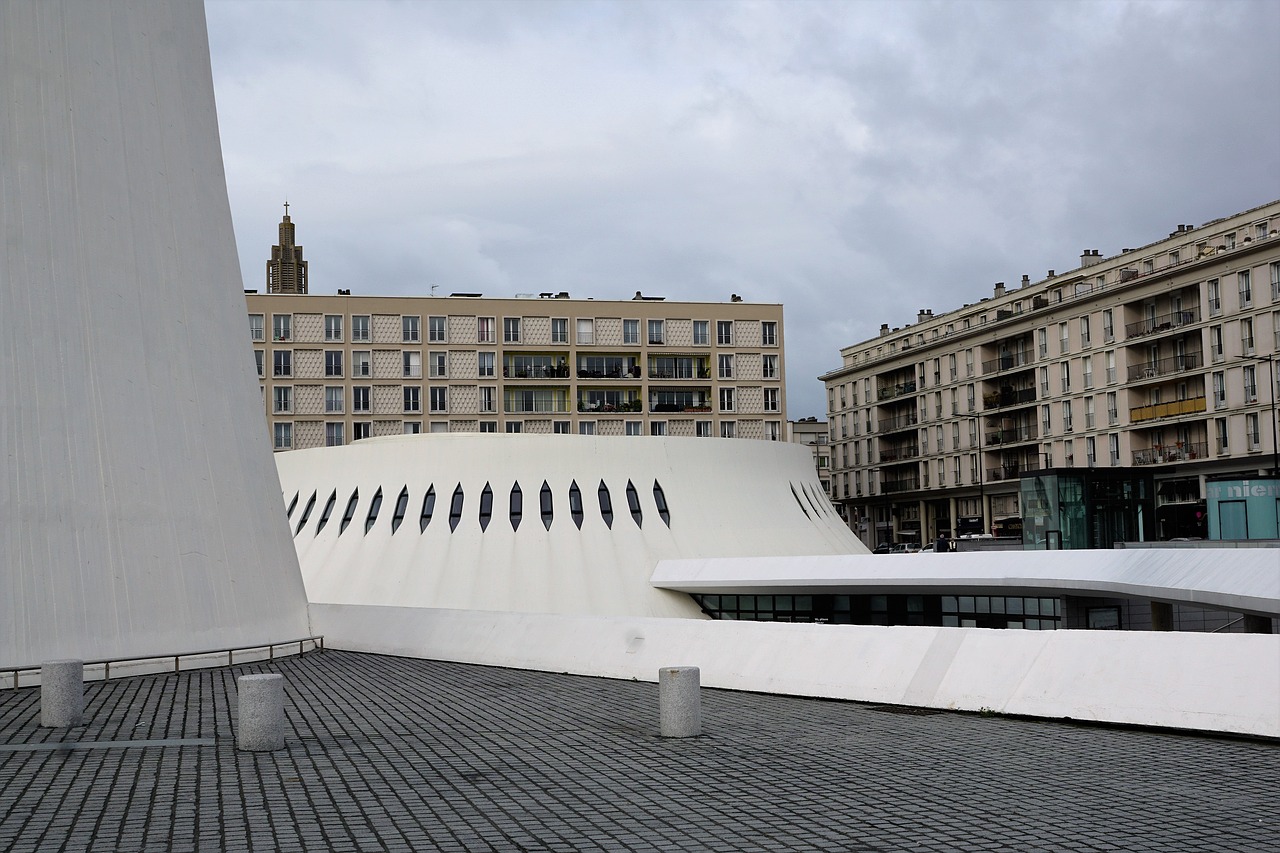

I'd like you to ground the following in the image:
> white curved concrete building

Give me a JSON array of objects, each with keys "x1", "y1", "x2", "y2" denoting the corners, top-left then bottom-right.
[
  {"x1": 0, "y1": 0, "x2": 310, "y2": 665},
  {"x1": 277, "y1": 433, "x2": 865, "y2": 618}
]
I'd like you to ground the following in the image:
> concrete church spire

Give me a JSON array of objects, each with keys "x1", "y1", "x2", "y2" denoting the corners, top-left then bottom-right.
[{"x1": 267, "y1": 202, "x2": 309, "y2": 293}]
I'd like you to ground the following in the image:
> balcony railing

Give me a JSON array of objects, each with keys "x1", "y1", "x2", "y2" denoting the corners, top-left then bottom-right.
[
  {"x1": 981, "y1": 352, "x2": 1034, "y2": 374},
  {"x1": 877, "y1": 413, "x2": 919, "y2": 432},
  {"x1": 506, "y1": 365, "x2": 572, "y2": 379},
  {"x1": 880, "y1": 476, "x2": 920, "y2": 494},
  {"x1": 1124, "y1": 308, "x2": 1199, "y2": 340},
  {"x1": 1126, "y1": 351, "x2": 1204, "y2": 383},
  {"x1": 1132, "y1": 441, "x2": 1209, "y2": 465},
  {"x1": 981, "y1": 387, "x2": 1037, "y2": 409},
  {"x1": 1129, "y1": 395, "x2": 1207, "y2": 423},
  {"x1": 877, "y1": 446, "x2": 920, "y2": 463},
  {"x1": 987, "y1": 461, "x2": 1041, "y2": 482},
  {"x1": 877, "y1": 380, "x2": 917, "y2": 401},
  {"x1": 985, "y1": 425, "x2": 1038, "y2": 446}
]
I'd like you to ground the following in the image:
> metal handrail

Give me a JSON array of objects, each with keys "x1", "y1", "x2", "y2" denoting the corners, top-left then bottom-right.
[{"x1": 2, "y1": 635, "x2": 324, "y2": 690}]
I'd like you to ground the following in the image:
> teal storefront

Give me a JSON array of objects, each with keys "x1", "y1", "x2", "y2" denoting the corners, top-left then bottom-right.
[{"x1": 1206, "y1": 478, "x2": 1280, "y2": 540}]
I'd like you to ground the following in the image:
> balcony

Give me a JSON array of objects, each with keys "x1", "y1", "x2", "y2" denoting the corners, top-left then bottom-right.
[
  {"x1": 877, "y1": 445, "x2": 920, "y2": 464},
  {"x1": 1132, "y1": 441, "x2": 1209, "y2": 465},
  {"x1": 1124, "y1": 308, "x2": 1199, "y2": 340},
  {"x1": 1126, "y1": 351, "x2": 1204, "y2": 383},
  {"x1": 985, "y1": 425, "x2": 1038, "y2": 446},
  {"x1": 877, "y1": 413, "x2": 919, "y2": 433},
  {"x1": 981, "y1": 387, "x2": 1037, "y2": 409},
  {"x1": 980, "y1": 352, "x2": 1033, "y2": 374},
  {"x1": 877, "y1": 380, "x2": 917, "y2": 401},
  {"x1": 881, "y1": 476, "x2": 920, "y2": 494},
  {"x1": 1129, "y1": 396, "x2": 1207, "y2": 423},
  {"x1": 987, "y1": 461, "x2": 1040, "y2": 482}
]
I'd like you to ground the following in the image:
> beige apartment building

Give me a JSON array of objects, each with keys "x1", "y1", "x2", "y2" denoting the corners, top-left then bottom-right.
[
  {"x1": 823, "y1": 199, "x2": 1280, "y2": 549},
  {"x1": 248, "y1": 291, "x2": 786, "y2": 449}
]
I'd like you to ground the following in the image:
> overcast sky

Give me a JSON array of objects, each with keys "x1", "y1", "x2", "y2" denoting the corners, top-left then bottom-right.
[{"x1": 206, "y1": 0, "x2": 1279, "y2": 419}]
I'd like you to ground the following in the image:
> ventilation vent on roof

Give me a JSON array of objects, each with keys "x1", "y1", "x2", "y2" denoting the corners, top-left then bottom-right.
[
  {"x1": 598, "y1": 481, "x2": 613, "y2": 529},
  {"x1": 339, "y1": 489, "x2": 359, "y2": 534},
  {"x1": 391, "y1": 486, "x2": 409, "y2": 533},
  {"x1": 365, "y1": 488, "x2": 383, "y2": 534},
  {"x1": 652, "y1": 481, "x2": 671, "y2": 527},
  {"x1": 420, "y1": 485, "x2": 435, "y2": 533},
  {"x1": 294, "y1": 491, "x2": 317, "y2": 536},
  {"x1": 540, "y1": 481, "x2": 553, "y2": 530},
  {"x1": 315, "y1": 490, "x2": 337, "y2": 534},
  {"x1": 568, "y1": 480, "x2": 584, "y2": 529},
  {"x1": 478, "y1": 483, "x2": 493, "y2": 532}
]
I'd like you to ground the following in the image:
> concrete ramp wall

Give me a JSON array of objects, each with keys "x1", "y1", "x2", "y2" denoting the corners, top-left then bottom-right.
[{"x1": 311, "y1": 603, "x2": 1280, "y2": 738}]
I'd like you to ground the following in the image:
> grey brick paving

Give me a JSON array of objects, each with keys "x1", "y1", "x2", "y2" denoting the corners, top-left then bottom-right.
[{"x1": 0, "y1": 650, "x2": 1276, "y2": 852}]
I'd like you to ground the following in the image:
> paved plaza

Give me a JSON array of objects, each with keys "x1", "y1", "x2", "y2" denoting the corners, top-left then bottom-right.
[{"x1": 1, "y1": 650, "x2": 1276, "y2": 852}]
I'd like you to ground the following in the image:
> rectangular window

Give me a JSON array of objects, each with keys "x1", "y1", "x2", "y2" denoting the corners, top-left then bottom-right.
[
  {"x1": 1060, "y1": 361, "x2": 1071, "y2": 393},
  {"x1": 762, "y1": 354, "x2": 778, "y2": 379},
  {"x1": 254, "y1": 350, "x2": 264, "y2": 378},
  {"x1": 623, "y1": 319, "x2": 640, "y2": 345},
  {"x1": 650, "y1": 421, "x2": 668, "y2": 437},
  {"x1": 506, "y1": 422, "x2": 523, "y2": 434},
  {"x1": 324, "y1": 315, "x2": 343, "y2": 341},
  {"x1": 553, "y1": 421, "x2": 571, "y2": 435},
  {"x1": 478, "y1": 421, "x2": 497, "y2": 434},
  {"x1": 1105, "y1": 351, "x2": 1116, "y2": 384},
  {"x1": 479, "y1": 386, "x2": 495, "y2": 413},
  {"x1": 273, "y1": 422, "x2": 293, "y2": 450},
  {"x1": 1085, "y1": 396, "x2": 1095, "y2": 429},
  {"x1": 403, "y1": 422, "x2": 422, "y2": 435},
  {"x1": 551, "y1": 317, "x2": 568, "y2": 344},
  {"x1": 273, "y1": 386, "x2": 293, "y2": 414},
  {"x1": 965, "y1": 349, "x2": 974, "y2": 377},
  {"x1": 430, "y1": 387, "x2": 447, "y2": 413},
  {"x1": 273, "y1": 350, "x2": 292, "y2": 377},
  {"x1": 403, "y1": 386, "x2": 420, "y2": 413},
  {"x1": 625, "y1": 421, "x2": 643, "y2": 436},
  {"x1": 1039, "y1": 366, "x2": 1049, "y2": 396},
  {"x1": 1243, "y1": 365, "x2": 1257, "y2": 403},
  {"x1": 1239, "y1": 270, "x2": 1252, "y2": 307},
  {"x1": 1059, "y1": 322, "x2": 1069, "y2": 354},
  {"x1": 764, "y1": 388, "x2": 780, "y2": 412},
  {"x1": 696, "y1": 420, "x2": 712, "y2": 437},
  {"x1": 1216, "y1": 417, "x2": 1229, "y2": 453},
  {"x1": 693, "y1": 320, "x2": 709, "y2": 346},
  {"x1": 1082, "y1": 356, "x2": 1093, "y2": 389},
  {"x1": 324, "y1": 386, "x2": 343, "y2": 414},
  {"x1": 718, "y1": 354, "x2": 734, "y2": 379},
  {"x1": 1210, "y1": 325, "x2": 1224, "y2": 362},
  {"x1": 1107, "y1": 392, "x2": 1117, "y2": 426},
  {"x1": 272, "y1": 314, "x2": 292, "y2": 341},
  {"x1": 720, "y1": 421, "x2": 736, "y2": 438},
  {"x1": 1212, "y1": 371, "x2": 1226, "y2": 408},
  {"x1": 1080, "y1": 316, "x2": 1091, "y2": 348},
  {"x1": 352, "y1": 386, "x2": 371, "y2": 413},
  {"x1": 578, "y1": 421, "x2": 596, "y2": 436},
  {"x1": 1042, "y1": 404, "x2": 1052, "y2": 436},
  {"x1": 402, "y1": 316, "x2": 420, "y2": 343},
  {"x1": 504, "y1": 317, "x2": 522, "y2": 343},
  {"x1": 351, "y1": 315, "x2": 371, "y2": 342},
  {"x1": 325, "y1": 422, "x2": 344, "y2": 447},
  {"x1": 478, "y1": 351, "x2": 495, "y2": 378},
  {"x1": 1062, "y1": 401, "x2": 1073, "y2": 433},
  {"x1": 1102, "y1": 310, "x2": 1113, "y2": 343},
  {"x1": 429, "y1": 351, "x2": 447, "y2": 378},
  {"x1": 249, "y1": 314, "x2": 265, "y2": 341},
  {"x1": 761, "y1": 321, "x2": 777, "y2": 346},
  {"x1": 1086, "y1": 436, "x2": 1096, "y2": 467},
  {"x1": 1241, "y1": 318, "x2": 1255, "y2": 356},
  {"x1": 1207, "y1": 279, "x2": 1221, "y2": 316},
  {"x1": 1271, "y1": 262, "x2": 1280, "y2": 302},
  {"x1": 352, "y1": 350, "x2": 371, "y2": 378},
  {"x1": 324, "y1": 350, "x2": 343, "y2": 377},
  {"x1": 353, "y1": 422, "x2": 372, "y2": 441},
  {"x1": 477, "y1": 317, "x2": 496, "y2": 344},
  {"x1": 1246, "y1": 413, "x2": 1261, "y2": 450},
  {"x1": 427, "y1": 316, "x2": 447, "y2": 343},
  {"x1": 648, "y1": 319, "x2": 665, "y2": 345},
  {"x1": 575, "y1": 318, "x2": 594, "y2": 345},
  {"x1": 716, "y1": 320, "x2": 733, "y2": 346},
  {"x1": 403, "y1": 351, "x2": 421, "y2": 379},
  {"x1": 719, "y1": 388, "x2": 735, "y2": 412}
]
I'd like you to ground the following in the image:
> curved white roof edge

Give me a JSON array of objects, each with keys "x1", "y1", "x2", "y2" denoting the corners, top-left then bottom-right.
[
  {"x1": 276, "y1": 433, "x2": 866, "y2": 618},
  {"x1": 651, "y1": 550, "x2": 1280, "y2": 616}
]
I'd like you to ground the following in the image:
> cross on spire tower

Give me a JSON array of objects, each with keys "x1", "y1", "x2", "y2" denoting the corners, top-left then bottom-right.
[{"x1": 267, "y1": 202, "x2": 308, "y2": 294}]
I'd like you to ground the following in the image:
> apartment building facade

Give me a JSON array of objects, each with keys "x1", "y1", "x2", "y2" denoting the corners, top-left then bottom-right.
[
  {"x1": 249, "y1": 292, "x2": 786, "y2": 449},
  {"x1": 822, "y1": 199, "x2": 1280, "y2": 549}
]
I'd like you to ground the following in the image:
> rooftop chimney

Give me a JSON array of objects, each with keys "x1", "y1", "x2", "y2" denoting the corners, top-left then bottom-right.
[
  {"x1": 879, "y1": 323, "x2": 891, "y2": 337},
  {"x1": 1080, "y1": 249, "x2": 1103, "y2": 267},
  {"x1": 1020, "y1": 275, "x2": 1030, "y2": 288},
  {"x1": 993, "y1": 282, "x2": 1005, "y2": 298}
]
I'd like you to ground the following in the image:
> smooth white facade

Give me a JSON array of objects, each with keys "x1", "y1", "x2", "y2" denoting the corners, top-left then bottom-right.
[
  {"x1": 0, "y1": 0, "x2": 310, "y2": 665},
  {"x1": 277, "y1": 433, "x2": 865, "y2": 618}
]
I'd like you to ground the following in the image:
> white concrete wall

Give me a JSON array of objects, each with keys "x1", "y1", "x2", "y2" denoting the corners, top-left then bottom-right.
[
  {"x1": 0, "y1": 0, "x2": 311, "y2": 665},
  {"x1": 311, "y1": 603, "x2": 1280, "y2": 737},
  {"x1": 278, "y1": 433, "x2": 865, "y2": 618}
]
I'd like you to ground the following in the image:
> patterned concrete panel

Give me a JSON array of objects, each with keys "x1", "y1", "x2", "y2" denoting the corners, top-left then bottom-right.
[
  {"x1": 450, "y1": 419, "x2": 478, "y2": 432},
  {"x1": 294, "y1": 384, "x2": 323, "y2": 415},
  {"x1": 294, "y1": 313, "x2": 323, "y2": 343},
  {"x1": 738, "y1": 418, "x2": 765, "y2": 440},
  {"x1": 373, "y1": 349, "x2": 401, "y2": 379},
  {"x1": 292, "y1": 349, "x2": 322, "y2": 380},
  {"x1": 450, "y1": 385, "x2": 479, "y2": 413},
  {"x1": 669, "y1": 418, "x2": 695, "y2": 437},
  {"x1": 737, "y1": 385, "x2": 764, "y2": 413},
  {"x1": 295, "y1": 420, "x2": 324, "y2": 449},
  {"x1": 525, "y1": 419, "x2": 553, "y2": 434},
  {"x1": 737, "y1": 352, "x2": 762, "y2": 381},
  {"x1": 372, "y1": 314, "x2": 400, "y2": 344},
  {"x1": 449, "y1": 350, "x2": 476, "y2": 380},
  {"x1": 598, "y1": 419, "x2": 624, "y2": 436},
  {"x1": 373, "y1": 420, "x2": 402, "y2": 437},
  {"x1": 597, "y1": 317, "x2": 623, "y2": 346},
  {"x1": 373, "y1": 385, "x2": 401, "y2": 415},
  {"x1": 524, "y1": 315, "x2": 551, "y2": 346},
  {"x1": 735, "y1": 319, "x2": 762, "y2": 347},
  {"x1": 448, "y1": 314, "x2": 478, "y2": 344},
  {"x1": 667, "y1": 319, "x2": 693, "y2": 348}
]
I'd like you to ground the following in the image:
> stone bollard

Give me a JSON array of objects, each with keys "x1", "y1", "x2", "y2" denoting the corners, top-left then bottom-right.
[
  {"x1": 659, "y1": 666, "x2": 701, "y2": 738},
  {"x1": 40, "y1": 659, "x2": 85, "y2": 728},
  {"x1": 236, "y1": 674, "x2": 285, "y2": 752}
]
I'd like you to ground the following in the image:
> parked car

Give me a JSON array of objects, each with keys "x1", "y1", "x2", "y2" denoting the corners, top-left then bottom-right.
[
  {"x1": 872, "y1": 543, "x2": 892, "y2": 555},
  {"x1": 889, "y1": 543, "x2": 921, "y2": 554},
  {"x1": 920, "y1": 543, "x2": 935, "y2": 553}
]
